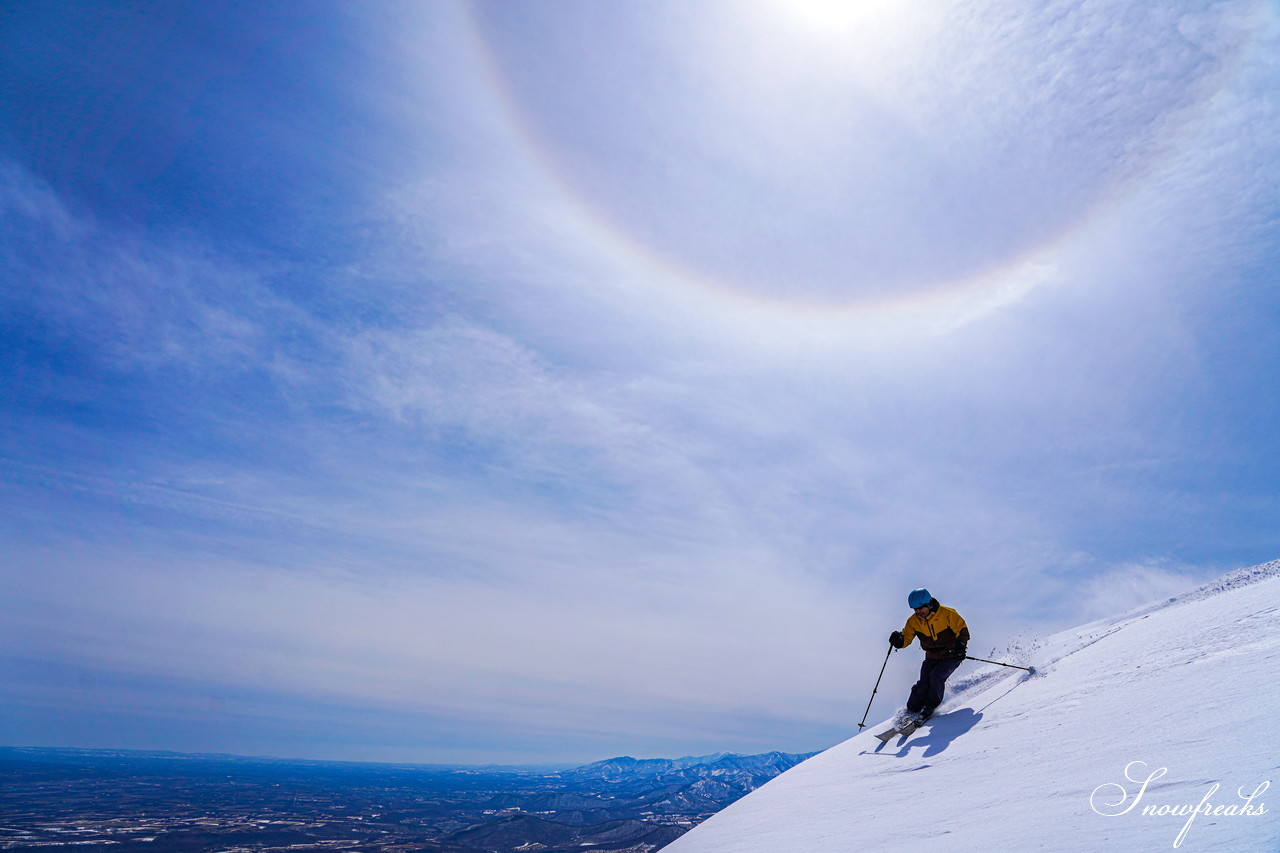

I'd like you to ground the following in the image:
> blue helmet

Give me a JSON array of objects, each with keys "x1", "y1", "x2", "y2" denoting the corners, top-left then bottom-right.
[{"x1": 908, "y1": 588, "x2": 932, "y2": 609}]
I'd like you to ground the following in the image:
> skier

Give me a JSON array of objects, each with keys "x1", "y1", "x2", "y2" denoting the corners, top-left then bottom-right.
[{"x1": 889, "y1": 588, "x2": 969, "y2": 725}]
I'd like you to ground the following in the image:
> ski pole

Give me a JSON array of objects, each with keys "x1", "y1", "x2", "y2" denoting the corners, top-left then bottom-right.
[
  {"x1": 857, "y1": 644, "x2": 894, "y2": 729},
  {"x1": 964, "y1": 654, "x2": 1036, "y2": 674}
]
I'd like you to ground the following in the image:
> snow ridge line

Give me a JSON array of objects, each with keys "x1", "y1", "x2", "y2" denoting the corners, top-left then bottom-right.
[
  {"x1": 944, "y1": 558, "x2": 1280, "y2": 707},
  {"x1": 1162, "y1": 558, "x2": 1280, "y2": 606},
  {"x1": 1062, "y1": 558, "x2": 1280, "y2": 638}
]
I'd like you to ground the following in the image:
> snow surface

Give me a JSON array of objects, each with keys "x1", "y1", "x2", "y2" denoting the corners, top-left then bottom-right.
[{"x1": 667, "y1": 561, "x2": 1280, "y2": 852}]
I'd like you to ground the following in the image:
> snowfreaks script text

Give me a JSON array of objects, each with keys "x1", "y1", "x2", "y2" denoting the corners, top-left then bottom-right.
[{"x1": 1090, "y1": 761, "x2": 1269, "y2": 848}]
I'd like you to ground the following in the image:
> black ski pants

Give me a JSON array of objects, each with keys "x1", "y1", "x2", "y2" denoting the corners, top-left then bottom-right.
[{"x1": 906, "y1": 658, "x2": 960, "y2": 714}]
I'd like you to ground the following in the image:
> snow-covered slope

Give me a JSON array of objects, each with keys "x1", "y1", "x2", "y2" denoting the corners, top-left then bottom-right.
[{"x1": 667, "y1": 561, "x2": 1280, "y2": 853}]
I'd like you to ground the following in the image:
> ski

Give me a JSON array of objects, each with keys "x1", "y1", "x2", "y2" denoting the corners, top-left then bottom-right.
[
  {"x1": 873, "y1": 721, "x2": 917, "y2": 742},
  {"x1": 873, "y1": 725, "x2": 903, "y2": 743},
  {"x1": 873, "y1": 712, "x2": 924, "y2": 742}
]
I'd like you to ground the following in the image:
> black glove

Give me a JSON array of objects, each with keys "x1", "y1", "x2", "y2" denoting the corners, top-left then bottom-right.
[
  {"x1": 889, "y1": 631, "x2": 904, "y2": 649},
  {"x1": 951, "y1": 642, "x2": 968, "y2": 661}
]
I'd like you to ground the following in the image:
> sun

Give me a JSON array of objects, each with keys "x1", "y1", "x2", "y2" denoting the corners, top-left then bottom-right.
[{"x1": 774, "y1": 0, "x2": 902, "y2": 37}]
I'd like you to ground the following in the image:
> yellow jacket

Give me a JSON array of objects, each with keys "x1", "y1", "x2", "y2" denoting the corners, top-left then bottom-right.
[{"x1": 901, "y1": 604, "x2": 970, "y2": 660}]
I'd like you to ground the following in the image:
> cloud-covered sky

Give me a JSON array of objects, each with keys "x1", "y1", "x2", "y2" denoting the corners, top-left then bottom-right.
[{"x1": 2, "y1": 0, "x2": 1279, "y2": 765}]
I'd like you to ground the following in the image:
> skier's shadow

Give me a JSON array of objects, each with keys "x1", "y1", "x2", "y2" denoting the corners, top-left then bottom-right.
[{"x1": 892, "y1": 708, "x2": 983, "y2": 758}]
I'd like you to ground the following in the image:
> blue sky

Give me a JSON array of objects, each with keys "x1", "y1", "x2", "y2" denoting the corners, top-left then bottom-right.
[{"x1": 2, "y1": 0, "x2": 1279, "y2": 765}]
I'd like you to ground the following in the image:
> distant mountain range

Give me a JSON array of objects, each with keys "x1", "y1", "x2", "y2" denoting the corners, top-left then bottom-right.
[
  {"x1": 453, "y1": 750, "x2": 818, "y2": 851},
  {"x1": 561, "y1": 751, "x2": 814, "y2": 783}
]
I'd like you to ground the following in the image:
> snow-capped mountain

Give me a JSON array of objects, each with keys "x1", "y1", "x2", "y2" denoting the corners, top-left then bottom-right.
[
  {"x1": 666, "y1": 560, "x2": 1280, "y2": 852},
  {"x1": 559, "y1": 752, "x2": 812, "y2": 784}
]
